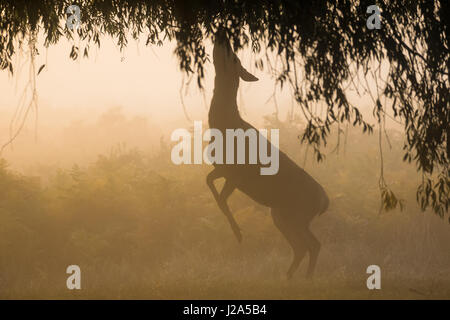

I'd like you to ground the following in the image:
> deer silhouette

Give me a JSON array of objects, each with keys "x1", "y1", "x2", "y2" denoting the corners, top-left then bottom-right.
[{"x1": 207, "y1": 30, "x2": 329, "y2": 279}]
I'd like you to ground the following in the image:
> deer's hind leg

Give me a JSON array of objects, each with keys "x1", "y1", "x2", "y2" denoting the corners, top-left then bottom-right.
[
  {"x1": 207, "y1": 169, "x2": 242, "y2": 242},
  {"x1": 271, "y1": 208, "x2": 308, "y2": 279},
  {"x1": 305, "y1": 228, "x2": 321, "y2": 278}
]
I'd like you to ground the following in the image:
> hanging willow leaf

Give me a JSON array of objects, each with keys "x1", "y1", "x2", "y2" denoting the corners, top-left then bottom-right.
[{"x1": 37, "y1": 64, "x2": 45, "y2": 75}]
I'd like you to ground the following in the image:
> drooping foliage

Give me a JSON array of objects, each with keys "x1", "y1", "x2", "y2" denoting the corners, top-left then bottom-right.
[{"x1": 0, "y1": 0, "x2": 448, "y2": 217}]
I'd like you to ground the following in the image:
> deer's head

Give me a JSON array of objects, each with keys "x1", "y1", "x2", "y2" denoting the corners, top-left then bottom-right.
[{"x1": 213, "y1": 29, "x2": 258, "y2": 90}]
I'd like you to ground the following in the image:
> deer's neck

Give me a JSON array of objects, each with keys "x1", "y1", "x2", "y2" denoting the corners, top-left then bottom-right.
[{"x1": 209, "y1": 78, "x2": 242, "y2": 128}]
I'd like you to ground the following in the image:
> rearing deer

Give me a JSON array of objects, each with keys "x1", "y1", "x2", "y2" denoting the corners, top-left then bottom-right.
[{"x1": 207, "y1": 31, "x2": 329, "y2": 279}]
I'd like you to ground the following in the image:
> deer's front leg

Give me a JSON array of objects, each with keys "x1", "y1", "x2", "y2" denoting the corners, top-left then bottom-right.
[{"x1": 206, "y1": 169, "x2": 242, "y2": 243}]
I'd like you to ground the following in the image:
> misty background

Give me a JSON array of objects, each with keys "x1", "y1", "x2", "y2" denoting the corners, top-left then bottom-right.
[{"x1": 0, "y1": 35, "x2": 448, "y2": 299}]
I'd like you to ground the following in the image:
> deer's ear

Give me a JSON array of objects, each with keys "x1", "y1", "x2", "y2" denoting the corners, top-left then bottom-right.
[{"x1": 240, "y1": 66, "x2": 259, "y2": 82}]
